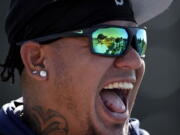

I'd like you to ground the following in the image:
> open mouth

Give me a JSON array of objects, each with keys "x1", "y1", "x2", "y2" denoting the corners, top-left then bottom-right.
[{"x1": 98, "y1": 82, "x2": 134, "y2": 122}]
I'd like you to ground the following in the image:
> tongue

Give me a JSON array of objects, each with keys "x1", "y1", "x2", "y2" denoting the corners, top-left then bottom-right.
[{"x1": 100, "y1": 90, "x2": 126, "y2": 113}]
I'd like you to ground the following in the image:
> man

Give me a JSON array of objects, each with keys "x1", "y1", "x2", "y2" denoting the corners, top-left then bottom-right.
[{"x1": 0, "y1": 0, "x2": 173, "y2": 135}]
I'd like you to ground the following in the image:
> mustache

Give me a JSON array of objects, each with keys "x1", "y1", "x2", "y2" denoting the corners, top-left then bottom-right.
[{"x1": 105, "y1": 70, "x2": 136, "y2": 81}]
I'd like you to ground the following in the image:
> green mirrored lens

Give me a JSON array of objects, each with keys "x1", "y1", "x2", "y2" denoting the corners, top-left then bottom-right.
[
  {"x1": 136, "y1": 29, "x2": 147, "y2": 57},
  {"x1": 92, "y1": 28, "x2": 128, "y2": 56}
]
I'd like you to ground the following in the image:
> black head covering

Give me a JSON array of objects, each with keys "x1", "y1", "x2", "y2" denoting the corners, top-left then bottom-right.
[
  {"x1": 1, "y1": 0, "x2": 135, "y2": 82},
  {"x1": 6, "y1": 0, "x2": 135, "y2": 46}
]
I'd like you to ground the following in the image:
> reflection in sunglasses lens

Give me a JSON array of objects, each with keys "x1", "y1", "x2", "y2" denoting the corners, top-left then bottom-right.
[
  {"x1": 92, "y1": 28, "x2": 128, "y2": 55},
  {"x1": 136, "y1": 29, "x2": 147, "y2": 57}
]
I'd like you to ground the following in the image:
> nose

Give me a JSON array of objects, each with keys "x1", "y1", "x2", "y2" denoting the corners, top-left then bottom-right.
[{"x1": 114, "y1": 47, "x2": 143, "y2": 70}]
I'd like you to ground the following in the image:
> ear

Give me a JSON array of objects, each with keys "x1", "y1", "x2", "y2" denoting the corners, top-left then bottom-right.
[{"x1": 20, "y1": 41, "x2": 48, "y2": 81}]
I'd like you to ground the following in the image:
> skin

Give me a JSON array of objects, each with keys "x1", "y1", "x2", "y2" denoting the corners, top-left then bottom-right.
[{"x1": 20, "y1": 20, "x2": 145, "y2": 135}]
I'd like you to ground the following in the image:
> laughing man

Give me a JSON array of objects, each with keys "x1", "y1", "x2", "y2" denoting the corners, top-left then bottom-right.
[{"x1": 0, "y1": 0, "x2": 173, "y2": 135}]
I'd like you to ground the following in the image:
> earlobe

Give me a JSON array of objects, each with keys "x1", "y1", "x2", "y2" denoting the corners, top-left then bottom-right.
[{"x1": 20, "y1": 41, "x2": 48, "y2": 80}]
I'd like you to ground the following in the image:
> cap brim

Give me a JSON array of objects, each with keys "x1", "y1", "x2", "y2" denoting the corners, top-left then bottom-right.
[{"x1": 131, "y1": 0, "x2": 173, "y2": 24}]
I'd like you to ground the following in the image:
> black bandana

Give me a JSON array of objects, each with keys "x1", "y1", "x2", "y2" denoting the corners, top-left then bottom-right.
[{"x1": 5, "y1": 0, "x2": 135, "y2": 46}]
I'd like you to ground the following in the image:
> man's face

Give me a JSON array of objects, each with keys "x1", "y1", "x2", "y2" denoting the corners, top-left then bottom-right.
[{"x1": 26, "y1": 20, "x2": 145, "y2": 135}]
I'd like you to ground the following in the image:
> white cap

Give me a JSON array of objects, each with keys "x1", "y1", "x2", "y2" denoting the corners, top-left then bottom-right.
[{"x1": 130, "y1": 0, "x2": 173, "y2": 24}]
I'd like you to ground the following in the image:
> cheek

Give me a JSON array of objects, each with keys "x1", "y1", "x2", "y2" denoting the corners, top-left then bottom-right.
[
  {"x1": 137, "y1": 60, "x2": 145, "y2": 80},
  {"x1": 135, "y1": 59, "x2": 146, "y2": 94},
  {"x1": 128, "y1": 60, "x2": 145, "y2": 111},
  {"x1": 70, "y1": 56, "x2": 114, "y2": 94},
  {"x1": 46, "y1": 43, "x2": 114, "y2": 108},
  {"x1": 57, "y1": 56, "x2": 112, "y2": 104}
]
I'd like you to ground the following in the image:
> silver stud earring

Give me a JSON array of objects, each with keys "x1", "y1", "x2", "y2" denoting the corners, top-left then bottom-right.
[
  {"x1": 32, "y1": 70, "x2": 38, "y2": 74},
  {"x1": 40, "y1": 70, "x2": 47, "y2": 78}
]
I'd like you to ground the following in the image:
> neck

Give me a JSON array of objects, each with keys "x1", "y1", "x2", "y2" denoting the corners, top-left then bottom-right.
[{"x1": 23, "y1": 105, "x2": 69, "y2": 135}]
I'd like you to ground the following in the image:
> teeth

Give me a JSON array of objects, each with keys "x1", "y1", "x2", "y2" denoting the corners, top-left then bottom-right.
[
  {"x1": 114, "y1": 82, "x2": 119, "y2": 88},
  {"x1": 104, "y1": 82, "x2": 134, "y2": 90},
  {"x1": 109, "y1": 84, "x2": 113, "y2": 89}
]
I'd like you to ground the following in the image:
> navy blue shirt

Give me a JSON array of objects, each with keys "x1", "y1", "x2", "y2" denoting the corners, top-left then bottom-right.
[{"x1": 0, "y1": 98, "x2": 149, "y2": 135}]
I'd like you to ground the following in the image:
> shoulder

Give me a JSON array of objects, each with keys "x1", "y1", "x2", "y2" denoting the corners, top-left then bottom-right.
[{"x1": 0, "y1": 98, "x2": 34, "y2": 135}]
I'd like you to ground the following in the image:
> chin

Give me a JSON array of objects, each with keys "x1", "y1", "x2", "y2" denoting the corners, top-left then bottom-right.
[{"x1": 89, "y1": 120, "x2": 129, "y2": 135}]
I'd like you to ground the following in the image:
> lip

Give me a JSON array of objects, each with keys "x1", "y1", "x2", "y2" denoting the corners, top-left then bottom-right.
[{"x1": 96, "y1": 93, "x2": 129, "y2": 124}]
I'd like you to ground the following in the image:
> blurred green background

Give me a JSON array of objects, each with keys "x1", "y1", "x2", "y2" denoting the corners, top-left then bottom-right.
[{"x1": 0, "y1": 0, "x2": 180, "y2": 134}]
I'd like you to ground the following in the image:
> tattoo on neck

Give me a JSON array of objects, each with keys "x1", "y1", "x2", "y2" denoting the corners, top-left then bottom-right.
[{"x1": 24, "y1": 106, "x2": 69, "y2": 135}]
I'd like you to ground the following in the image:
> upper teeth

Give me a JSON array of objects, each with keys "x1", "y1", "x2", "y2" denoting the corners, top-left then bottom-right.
[{"x1": 104, "y1": 82, "x2": 134, "y2": 90}]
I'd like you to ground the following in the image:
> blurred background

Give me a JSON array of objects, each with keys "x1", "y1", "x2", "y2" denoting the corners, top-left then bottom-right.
[{"x1": 0, "y1": 0, "x2": 180, "y2": 135}]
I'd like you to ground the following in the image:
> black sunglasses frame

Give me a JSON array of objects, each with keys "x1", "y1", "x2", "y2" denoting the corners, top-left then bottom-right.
[{"x1": 17, "y1": 24, "x2": 147, "y2": 58}]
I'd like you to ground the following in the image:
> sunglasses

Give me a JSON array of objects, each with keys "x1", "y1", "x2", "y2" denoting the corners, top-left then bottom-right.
[{"x1": 17, "y1": 24, "x2": 147, "y2": 58}]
